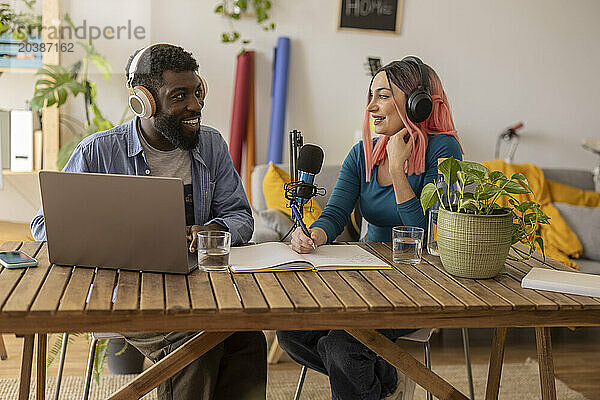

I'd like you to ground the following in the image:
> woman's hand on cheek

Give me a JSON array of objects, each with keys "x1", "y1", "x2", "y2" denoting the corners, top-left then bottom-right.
[{"x1": 387, "y1": 128, "x2": 413, "y2": 173}]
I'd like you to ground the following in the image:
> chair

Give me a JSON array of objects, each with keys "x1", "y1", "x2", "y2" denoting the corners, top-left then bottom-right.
[
  {"x1": 292, "y1": 328, "x2": 475, "y2": 400},
  {"x1": 53, "y1": 332, "x2": 123, "y2": 400}
]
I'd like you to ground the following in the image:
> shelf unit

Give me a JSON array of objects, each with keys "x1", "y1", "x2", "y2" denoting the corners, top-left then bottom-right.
[
  {"x1": 0, "y1": 67, "x2": 39, "y2": 73},
  {"x1": 1, "y1": 0, "x2": 60, "y2": 176}
]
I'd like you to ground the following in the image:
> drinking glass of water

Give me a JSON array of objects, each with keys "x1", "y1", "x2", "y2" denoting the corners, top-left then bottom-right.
[
  {"x1": 427, "y1": 209, "x2": 439, "y2": 256},
  {"x1": 197, "y1": 231, "x2": 231, "y2": 272},
  {"x1": 392, "y1": 226, "x2": 424, "y2": 264}
]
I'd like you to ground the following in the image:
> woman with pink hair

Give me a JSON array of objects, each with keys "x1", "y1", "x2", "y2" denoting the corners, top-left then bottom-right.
[{"x1": 278, "y1": 57, "x2": 463, "y2": 400}]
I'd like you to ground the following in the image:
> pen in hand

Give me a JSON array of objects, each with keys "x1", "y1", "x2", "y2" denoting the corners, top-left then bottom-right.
[{"x1": 290, "y1": 203, "x2": 317, "y2": 250}]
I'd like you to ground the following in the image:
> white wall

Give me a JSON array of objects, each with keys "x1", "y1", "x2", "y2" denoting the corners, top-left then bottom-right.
[{"x1": 1, "y1": 0, "x2": 599, "y2": 222}]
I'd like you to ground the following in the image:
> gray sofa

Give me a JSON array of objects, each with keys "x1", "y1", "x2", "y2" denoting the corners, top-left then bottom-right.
[{"x1": 250, "y1": 164, "x2": 600, "y2": 274}]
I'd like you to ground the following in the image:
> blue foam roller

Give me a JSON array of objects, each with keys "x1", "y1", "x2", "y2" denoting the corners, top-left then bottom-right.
[{"x1": 267, "y1": 37, "x2": 290, "y2": 164}]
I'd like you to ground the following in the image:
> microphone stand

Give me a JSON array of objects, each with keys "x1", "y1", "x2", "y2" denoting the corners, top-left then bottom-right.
[{"x1": 289, "y1": 130, "x2": 304, "y2": 218}]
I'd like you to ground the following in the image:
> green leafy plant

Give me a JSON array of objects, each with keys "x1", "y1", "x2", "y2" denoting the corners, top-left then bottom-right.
[
  {"x1": 30, "y1": 13, "x2": 120, "y2": 170},
  {"x1": 420, "y1": 157, "x2": 550, "y2": 260},
  {"x1": 214, "y1": 0, "x2": 275, "y2": 52},
  {"x1": 0, "y1": 0, "x2": 42, "y2": 77},
  {"x1": 0, "y1": 0, "x2": 41, "y2": 41},
  {"x1": 46, "y1": 333, "x2": 127, "y2": 385}
]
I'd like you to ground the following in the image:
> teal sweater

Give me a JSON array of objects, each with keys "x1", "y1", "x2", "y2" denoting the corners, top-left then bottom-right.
[{"x1": 312, "y1": 134, "x2": 462, "y2": 243}]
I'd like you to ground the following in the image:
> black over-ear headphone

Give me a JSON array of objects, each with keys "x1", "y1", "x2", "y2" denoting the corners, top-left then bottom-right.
[
  {"x1": 126, "y1": 43, "x2": 208, "y2": 119},
  {"x1": 401, "y1": 56, "x2": 433, "y2": 123}
]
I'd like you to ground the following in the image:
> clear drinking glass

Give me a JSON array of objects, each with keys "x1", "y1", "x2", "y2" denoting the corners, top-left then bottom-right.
[
  {"x1": 197, "y1": 231, "x2": 231, "y2": 272},
  {"x1": 392, "y1": 226, "x2": 424, "y2": 264},
  {"x1": 427, "y1": 209, "x2": 439, "y2": 256}
]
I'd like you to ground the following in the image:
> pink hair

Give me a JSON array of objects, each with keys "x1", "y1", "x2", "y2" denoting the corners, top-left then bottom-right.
[{"x1": 362, "y1": 63, "x2": 463, "y2": 181}]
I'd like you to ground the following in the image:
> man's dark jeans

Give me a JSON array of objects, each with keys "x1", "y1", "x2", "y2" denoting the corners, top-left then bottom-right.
[
  {"x1": 125, "y1": 331, "x2": 267, "y2": 400},
  {"x1": 277, "y1": 329, "x2": 415, "y2": 400}
]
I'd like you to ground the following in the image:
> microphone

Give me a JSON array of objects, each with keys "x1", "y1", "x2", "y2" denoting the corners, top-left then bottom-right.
[{"x1": 295, "y1": 144, "x2": 324, "y2": 206}]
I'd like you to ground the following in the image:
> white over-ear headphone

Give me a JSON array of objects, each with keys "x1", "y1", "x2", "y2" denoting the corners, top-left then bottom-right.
[{"x1": 126, "y1": 43, "x2": 208, "y2": 119}]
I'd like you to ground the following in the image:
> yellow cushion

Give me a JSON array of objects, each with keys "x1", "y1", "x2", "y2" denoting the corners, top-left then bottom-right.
[
  {"x1": 262, "y1": 162, "x2": 322, "y2": 227},
  {"x1": 547, "y1": 180, "x2": 600, "y2": 208},
  {"x1": 483, "y1": 160, "x2": 582, "y2": 269}
]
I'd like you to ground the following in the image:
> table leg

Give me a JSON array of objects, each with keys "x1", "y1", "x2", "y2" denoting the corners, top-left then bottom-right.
[
  {"x1": 18, "y1": 334, "x2": 35, "y2": 400},
  {"x1": 267, "y1": 334, "x2": 284, "y2": 364},
  {"x1": 346, "y1": 329, "x2": 468, "y2": 400},
  {"x1": 36, "y1": 334, "x2": 47, "y2": 400},
  {"x1": 0, "y1": 334, "x2": 8, "y2": 360},
  {"x1": 107, "y1": 331, "x2": 233, "y2": 400},
  {"x1": 535, "y1": 327, "x2": 557, "y2": 400},
  {"x1": 485, "y1": 327, "x2": 507, "y2": 400}
]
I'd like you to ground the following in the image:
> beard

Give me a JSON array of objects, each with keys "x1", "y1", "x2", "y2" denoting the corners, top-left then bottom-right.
[{"x1": 153, "y1": 111, "x2": 200, "y2": 150}]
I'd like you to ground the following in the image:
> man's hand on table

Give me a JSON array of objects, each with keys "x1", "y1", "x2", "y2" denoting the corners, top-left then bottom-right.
[{"x1": 187, "y1": 223, "x2": 227, "y2": 253}]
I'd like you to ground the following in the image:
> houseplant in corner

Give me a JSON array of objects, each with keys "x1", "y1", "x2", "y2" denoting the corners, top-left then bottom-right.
[{"x1": 420, "y1": 157, "x2": 550, "y2": 279}]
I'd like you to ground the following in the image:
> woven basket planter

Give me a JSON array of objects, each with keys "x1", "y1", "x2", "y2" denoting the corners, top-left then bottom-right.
[{"x1": 437, "y1": 207, "x2": 512, "y2": 279}]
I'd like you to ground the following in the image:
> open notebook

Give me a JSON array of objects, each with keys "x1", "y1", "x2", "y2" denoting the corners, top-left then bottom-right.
[
  {"x1": 521, "y1": 268, "x2": 600, "y2": 298},
  {"x1": 228, "y1": 242, "x2": 391, "y2": 273}
]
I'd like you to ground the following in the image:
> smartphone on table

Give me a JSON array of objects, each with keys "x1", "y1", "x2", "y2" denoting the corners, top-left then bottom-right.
[{"x1": 0, "y1": 251, "x2": 38, "y2": 269}]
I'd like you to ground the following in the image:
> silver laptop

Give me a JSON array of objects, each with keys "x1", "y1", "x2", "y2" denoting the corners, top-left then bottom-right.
[{"x1": 39, "y1": 171, "x2": 197, "y2": 274}]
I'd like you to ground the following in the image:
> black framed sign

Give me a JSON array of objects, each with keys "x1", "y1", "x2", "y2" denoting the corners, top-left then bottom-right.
[{"x1": 338, "y1": 0, "x2": 403, "y2": 33}]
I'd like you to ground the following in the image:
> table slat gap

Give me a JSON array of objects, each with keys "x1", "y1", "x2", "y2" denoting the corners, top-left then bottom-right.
[
  {"x1": 337, "y1": 270, "x2": 393, "y2": 311},
  {"x1": 209, "y1": 271, "x2": 243, "y2": 312},
  {"x1": 358, "y1": 244, "x2": 419, "y2": 311},
  {"x1": 253, "y1": 273, "x2": 294, "y2": 312},
  {"x1": 371, "y1": 243, "x2": 464, "y2": 311},
  {"x1": 491, "y1": 269, "x2": 558, "y2": 311},
  {"x1": 365, "y1": 243, "x2": 442, "y2": 311},
  {"x1": 231, "y1": 274, "x2": 269, "y2": 313},
  {"x1": 29, "y1": 265, "x2": 72, "y2": 313},
  {"x1": 86, "y1": 269, "x2": 117, "y2": 312},
  {"x1": 312, "y1": 271, "x2": 369, "y2": 311},
  {"x1": 380, "y1": 242, "x2": 482, "y2": 310},
  {"x1": 187, "y1": 270, "x2": 218, "y2": 312},
  {"x1": 58, "y1": 267, "x2": 95, "y2": 312},
  {"x1": 295, "y1": 271, "x2": 344, "y2": 312},
  {"x1": 274, "y1": 272, "x2": 319, "y2": 312},
  {"x1": 113, "y1": 270, "x2": 140, "y2": 312},
  {"x1": 0, "y1": 242, "x2": 41, "y2": 309},
  {"x1": 3, "y1": 243, "x2": 51, "y2": 313},
  {"x1": 165, "y1": 274, "x2": 191, "y2": 314},
  {"x1": 140, "y1": 273, "x2": 165, "y2": 313},
  {"x1": 421, "y1": 254, "x2": 514, "y2": 311}
]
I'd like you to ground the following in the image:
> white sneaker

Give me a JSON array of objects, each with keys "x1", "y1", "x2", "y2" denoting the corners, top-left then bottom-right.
[{"x1": 382, "y1": 369, "x2": 416, "y2": 400}]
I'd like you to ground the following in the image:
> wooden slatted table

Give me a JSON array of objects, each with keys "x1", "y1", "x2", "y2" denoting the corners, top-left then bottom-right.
[{"x1": 1, "y1": 240, "x2": 599, "y2": 400}]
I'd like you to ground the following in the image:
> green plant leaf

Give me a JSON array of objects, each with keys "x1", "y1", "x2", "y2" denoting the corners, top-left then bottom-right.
[
  {"x1": 501, "y1": 180, "x2": 530, "y2": 194},
  {"x1": 515, "y1": 200, "x2": 536, "y2": 212},
  {"x1": 460, "y1": 199, "x2": 480, "y2": 214},
  {"x1": 420, "y1": 183, "x2": 441, "y2": 213},
  {"x1": 31, "y1": 64, "x2": 86, "y2": 111},
  {"x1": 535, "y1": 236, "x2": 545, "y2": 257},
  {"x1": 511, "y1": 173, "x2": 532, "y2": 191},
  {"x1": 456, "y1": 170, "x2": 474, "y2": 187},
  {"x1": 214, "y1": 4, "x2": 224, "y2": 14},
  {"x1": 458, "y1": 160, "x2": 490, "y2": 179},
  {"x1": 476, "y1": 183, "x2": 499, "y2": 201},
  {"x1": 438, "y1": 157, "x2": 460, "y2": 187},
  {"x1": 489, "y1": 170, "x2": 505, "y2": 183}
]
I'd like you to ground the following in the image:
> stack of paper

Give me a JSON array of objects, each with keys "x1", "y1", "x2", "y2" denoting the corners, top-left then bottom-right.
[{"x1": 521, "y1": 268, "x2": 600, "y2": 298}]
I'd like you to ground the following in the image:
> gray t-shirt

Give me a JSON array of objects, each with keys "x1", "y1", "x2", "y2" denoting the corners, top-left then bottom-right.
[{"x1": 138, "y1": 130, "x2": 195, "y2": 224}]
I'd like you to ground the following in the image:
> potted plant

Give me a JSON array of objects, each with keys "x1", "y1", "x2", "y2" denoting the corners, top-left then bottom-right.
[
  {"x1": 420, "y1": 157, "x2": 550, "y2": 279},
  {"x1": 29, "y1": 13, "x2": 124, "y2": 170},
  {"x1": 214, "y1": 0, "x2": 276, "y2": 52}
]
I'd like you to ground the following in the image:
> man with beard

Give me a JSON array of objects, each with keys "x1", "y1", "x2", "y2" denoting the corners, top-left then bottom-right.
[{"x1": 30, "y1": 44, "x2": 266, "y2": 400}]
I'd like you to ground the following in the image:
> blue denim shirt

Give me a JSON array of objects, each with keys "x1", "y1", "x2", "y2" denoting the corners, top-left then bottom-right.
[{"x1": 31, "y1": 118, "x2": 253, "y2": 245}]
